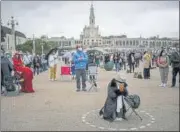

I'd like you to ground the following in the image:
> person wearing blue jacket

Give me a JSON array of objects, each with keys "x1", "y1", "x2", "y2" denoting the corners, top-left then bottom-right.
[{"x1": 73, "y1": 45, "x2": 88, "y2": 92}]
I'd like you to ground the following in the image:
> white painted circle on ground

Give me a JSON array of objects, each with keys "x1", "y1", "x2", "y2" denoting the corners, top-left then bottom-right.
[{"x1": 82, "y1": 109, "x2": 156, "y2": 131}]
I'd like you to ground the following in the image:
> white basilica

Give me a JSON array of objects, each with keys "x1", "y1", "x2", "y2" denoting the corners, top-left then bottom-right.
[
  {"x1": 80, "y1": 4, "x2": 102, "y2": 47},
  {"x1": 48, "y1": 3, "x2": 179, "y2": 50}
]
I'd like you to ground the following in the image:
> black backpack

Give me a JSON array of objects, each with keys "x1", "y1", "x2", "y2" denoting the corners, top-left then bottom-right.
[{"x1": 125, "y1": 94, "x2": 140, "y2": 109}]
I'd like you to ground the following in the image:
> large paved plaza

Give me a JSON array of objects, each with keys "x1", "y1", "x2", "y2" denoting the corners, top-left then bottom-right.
[{"x1": 1, "y1": 63, "x2": 179, "y2": 131}]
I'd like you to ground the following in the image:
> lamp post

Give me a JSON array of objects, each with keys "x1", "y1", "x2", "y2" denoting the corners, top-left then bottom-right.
[
  {"x1": 7, "y1": 16, "x2": 18, "y2": 52},
  {"x1": 32, "y1": 34, "x2": 35, "y2": 55}
]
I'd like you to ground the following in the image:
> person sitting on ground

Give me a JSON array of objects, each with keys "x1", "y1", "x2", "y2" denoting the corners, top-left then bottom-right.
[{"x1": 99, "y1": 72, "x2": 129, "y2": 121}]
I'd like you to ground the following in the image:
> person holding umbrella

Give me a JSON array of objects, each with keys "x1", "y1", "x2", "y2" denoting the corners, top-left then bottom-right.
[{"x1": 72, "y1": 45, "x2": 88, "y2": 92}]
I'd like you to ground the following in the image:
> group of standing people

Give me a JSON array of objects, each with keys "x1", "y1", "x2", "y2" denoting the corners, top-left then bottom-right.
[
  {"x1": 142, "y1": 47, "x2": 180, "y2": 88},
  {"x1": 23, "y1": 53, "x2": 48, "y2": 75},
  {"x1": 112, "y1": 51, "x2": 141, "y2": 73}
]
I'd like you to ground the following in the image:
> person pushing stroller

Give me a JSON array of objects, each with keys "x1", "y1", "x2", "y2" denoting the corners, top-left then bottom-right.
[{"x1": 99, "y1": 72, "x2": 129, "y2": 121}]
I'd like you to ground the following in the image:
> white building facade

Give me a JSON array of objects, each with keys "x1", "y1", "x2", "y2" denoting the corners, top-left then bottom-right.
[{"x1": 1, "y1": 26, "x2": 26, "y2": 51}]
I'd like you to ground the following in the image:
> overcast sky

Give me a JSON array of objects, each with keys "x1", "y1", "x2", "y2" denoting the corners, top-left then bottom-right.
[{"x1": 1, "y1": 1, "x2": 179, "y2": 39}]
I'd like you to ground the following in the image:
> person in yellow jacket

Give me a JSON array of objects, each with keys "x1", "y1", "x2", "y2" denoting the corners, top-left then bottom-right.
[{"x1": 143, "y1": 51, "x2": 151, "y2": 79}]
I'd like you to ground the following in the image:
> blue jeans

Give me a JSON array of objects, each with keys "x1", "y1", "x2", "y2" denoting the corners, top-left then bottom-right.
[
  {"x1": 143, "y1": 68, "x2": 149, "y2": 79},
  {"x1": 115, "y1": 62, "x2": 120, "y2": 72}
]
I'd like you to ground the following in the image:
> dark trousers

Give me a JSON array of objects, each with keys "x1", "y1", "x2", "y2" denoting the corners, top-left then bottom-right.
[
  {"x1": 129, "y1": 63, "x2": 135, "y2": 73},
  {"x1": 172, "y1": 67, "x2": 180, "y2": 86},
  {"x1": 34, "y1": 66, "x2": 39, "y2": 75},
  {"x1": 25, "y1": 63, "x2": 32, "y2": 68},
  {"x1": 75, "y1": 69, "x2": 86, "y2": 90},
  {"x1": 122, "y1": 62, "x2": 126, "y2": 70},
  {"x1": 135, "y1": 59, "x2": 140, "y2": 68},
  {"x1": 143, "y1": 68, "x2": 149, "y2": 79},
  {"x1": 147, "y1": 68, "x2": 150, "y2": 78}
]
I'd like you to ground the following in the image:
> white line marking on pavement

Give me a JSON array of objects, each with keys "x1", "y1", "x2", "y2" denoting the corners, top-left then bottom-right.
[
  {"x1": 139, "y1": 126, "x2": 146, "y2": 129},
  {"x1": 85, "y1": 122, "x2": 90, "y2": 125},
  {"x1": 82, "y1": 109, "x2": 156, "y2": 131},
  {"x1": 130, "y1": 128, "x2": 137, "y2": 130},
  {"x1": 98, "y1": 127, "x2": 105, "y2": 130},
  {"x1": 146, "y1": 123, "x2": 151, "y2": 126},
  {"x1": 119, "y1": 129, "x2": 127, "y2": 131},
  {"x1": 108, "y1": 128, "x2": 117, "y2": 131},
  {"x1": 90, "y1": 125, "x2": 96, "y2": 128},
  {"x1": 151, "y1": 121, "x2": 155, "y2": 123}
]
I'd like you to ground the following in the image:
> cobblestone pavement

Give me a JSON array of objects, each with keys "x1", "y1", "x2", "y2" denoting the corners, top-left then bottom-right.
[{"x1": 1, "y1": 63, "x2": 179, "y2": 131}]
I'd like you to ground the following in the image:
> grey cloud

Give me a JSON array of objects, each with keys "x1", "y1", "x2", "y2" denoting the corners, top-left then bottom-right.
[{"x1": 1, "y1": 1, "x2": 179, "y2": 39}]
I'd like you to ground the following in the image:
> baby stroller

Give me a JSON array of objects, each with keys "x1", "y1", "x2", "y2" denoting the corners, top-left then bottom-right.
[{"x1": 2, "y1": 72, "x2": 24, "y2": 96}]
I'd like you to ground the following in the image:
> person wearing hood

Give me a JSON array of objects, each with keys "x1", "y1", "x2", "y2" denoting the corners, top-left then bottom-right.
[
  {"x1": 99, "y1": 72, "x2": 129, "y2": 121},
  {"x1": 72, "y1": 45, "x2": 88, "y2": 92}
]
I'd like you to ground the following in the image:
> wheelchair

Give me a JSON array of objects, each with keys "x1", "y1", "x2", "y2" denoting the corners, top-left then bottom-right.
[{"x1": 2, "y1": 74, "x2": 23, "y2": 96}]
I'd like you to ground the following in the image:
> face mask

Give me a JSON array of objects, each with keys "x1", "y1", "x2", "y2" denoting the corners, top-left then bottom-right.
[
  {"x1": 78, "y1": 48, "x2": 82, "y2": 51},
  {"x1": 162, "y1": 52, "x2": 166, "y2": 56}
]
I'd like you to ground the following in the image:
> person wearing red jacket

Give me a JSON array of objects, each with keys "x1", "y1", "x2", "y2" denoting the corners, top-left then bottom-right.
[{"x1": 12, "y1": 52, "x2": 35, "y2": 93}]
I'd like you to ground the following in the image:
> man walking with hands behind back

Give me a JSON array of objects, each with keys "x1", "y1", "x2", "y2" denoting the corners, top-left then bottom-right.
[{"x1": 73, "y1": 45, "x2": 88, "y2": 92}]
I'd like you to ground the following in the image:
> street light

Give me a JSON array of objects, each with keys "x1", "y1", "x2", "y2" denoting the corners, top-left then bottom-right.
[{"x1": 7, "y1": 16, "x2": 18, "y2": 52}]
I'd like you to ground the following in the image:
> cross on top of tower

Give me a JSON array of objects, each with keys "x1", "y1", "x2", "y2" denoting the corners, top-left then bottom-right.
[{"x1": 91, "y1": 0, "x2": 93, "y2": 7}]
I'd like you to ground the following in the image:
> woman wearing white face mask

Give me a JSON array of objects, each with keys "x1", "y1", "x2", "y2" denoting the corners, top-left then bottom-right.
[{"x1": 157, "y1": 50, "x2": 170, "y2": 88}]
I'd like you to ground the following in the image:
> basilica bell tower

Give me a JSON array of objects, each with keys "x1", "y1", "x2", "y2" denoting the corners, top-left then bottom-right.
[{"x1": 89, "y1": 2, "x2": 95, "y2": 26}]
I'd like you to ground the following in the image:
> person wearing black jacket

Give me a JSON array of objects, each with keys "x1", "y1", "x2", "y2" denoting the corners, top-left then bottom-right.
[
  {"x1": 99, "y1": 73, "x2": 128, "y2": 121},
  {"x1": 128, "y1": 52, "x2": 135, "y2": 73},
  {"x1": 171, "y1": 48, "x2": 180, "y2": 87},
  {"x1": 1, "y1": 51, "x2": 14, "y2": 93},
  {"x1": 33, "y1": 55, "x2": 41, "y2": 75}
]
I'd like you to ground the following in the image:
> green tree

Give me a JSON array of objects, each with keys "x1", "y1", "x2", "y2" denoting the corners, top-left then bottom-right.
[{"x1": 16, "y1": 39, "x2": 59, "y2": 55}]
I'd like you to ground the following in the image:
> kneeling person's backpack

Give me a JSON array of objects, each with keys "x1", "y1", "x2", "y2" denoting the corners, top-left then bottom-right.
[{"x1": 125, "y1": 94, "x2": 140, "y2": 109}]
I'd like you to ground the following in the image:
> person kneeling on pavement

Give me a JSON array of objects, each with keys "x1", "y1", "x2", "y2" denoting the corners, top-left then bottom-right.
[{"x1": 99, "y1": 73, "x2": 129, "y2": 121}]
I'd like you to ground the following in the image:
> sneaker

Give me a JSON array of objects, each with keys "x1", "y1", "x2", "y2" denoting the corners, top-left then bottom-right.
[
  {"x1": 171, "y1": 85, "x2": 175, "y2": 88},
  {"x1": 76, "y1": 89, "x2": 80, "y2": 92},
  {"x1": 82, "y1": 89, "x2": 87, "y2": 92},
  {"x1": 159, "y1": 83, "x2": 163, "y2": 87},
  {"x1": 163, "y1": 83, "x2": 166, "y2": 88},
  {"x1": 116, "y1": 118, "x2": 123, "y2": 121}
]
